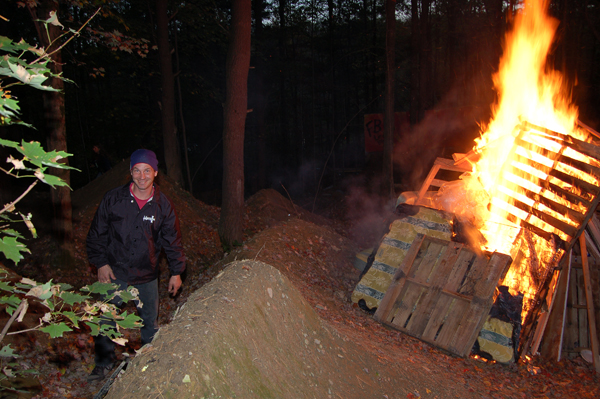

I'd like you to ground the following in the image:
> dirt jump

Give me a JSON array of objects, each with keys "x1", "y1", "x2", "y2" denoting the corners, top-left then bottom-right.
[{"x1": 105, "y1": 260, "x2": 474, "y2": 399}]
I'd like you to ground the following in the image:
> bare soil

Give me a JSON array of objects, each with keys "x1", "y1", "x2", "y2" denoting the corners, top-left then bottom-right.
[{"x1": 2, "y1": 161, "x2": 599, "y2": 399}]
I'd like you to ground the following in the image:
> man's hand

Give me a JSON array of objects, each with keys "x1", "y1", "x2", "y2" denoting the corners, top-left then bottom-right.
[
  {"x1": 168, "y1": 275, "x2": 182, "y2": 296},
  {"x1": 98, "y1": 265, "x2": 116, "y2": 283}
]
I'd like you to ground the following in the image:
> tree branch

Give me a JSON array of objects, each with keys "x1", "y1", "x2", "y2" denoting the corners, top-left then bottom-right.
[
  {"x1": 0, "y1": 179, "x2": 38, "y2": 216},
  {"x1": 0, "y1": 299, "x2": 29, "y2": 344}
]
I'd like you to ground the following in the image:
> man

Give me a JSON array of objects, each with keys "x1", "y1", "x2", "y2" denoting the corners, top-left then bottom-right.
[
  {"x1": 92, "y1": 143, "x2": 112, "y2": 178},
  {"x1": 86, "y1": 149, "x2": 185, "y2": 381}
]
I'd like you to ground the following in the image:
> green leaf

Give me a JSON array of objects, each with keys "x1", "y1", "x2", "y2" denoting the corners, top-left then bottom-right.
[
  {"x1": 0, "y1": 345, "x2": 19, "y2": 358},
  {"x1": 57, "y1": 282, "x2": 73, "y2": 291},
  {"x1": 61, "y1": 311, "x2": 80, "y2": 328},
  {"x1": 40, "y1": 322, "x2": 72, "y2": 338},
  {"x1": 26, "y1": 281, "x2": 53, "y2": 300},
  {"x1": 0, "y1": 236, "x2": 30, "y2": 264},
  {"x1": 0, "y1": 36, "x2": 37, "y2": 54},
  {"x1": 0, "y1": 281, "x2": 13, "y2": 292},
  {"x1": 44, "y1": 297, "x2": 55, "y2": 311},
  {"x1": 19, "y1": 140, "x2": 74, "y2": 169},
  {"x1": 84, "y1": 321, "x2": 100, "y2": 336},
  {"x1": 0, "y1": 138, "x2": 20, "y2": 149},
  {"x1": 0, "y1": 295, "x2": 22, "y2": 315},
  {"x1": 117, "y1": 289, "x2": 137, "y2": 302},
  {"x1": 1, "y1": 229, "x2": 25, "y2": 239},
  {"x1": 59, "y1": 291, "x2": 90, "y2": 306},
  {"x1": 116, "y1": 312, "x2": 143, "y2": 329},
  {"x1": 81, "y1": 282, "x2": 118, "y2": 295},
  {"x1": 37, "y1": 172, "x2": 72, "y2": 188}
]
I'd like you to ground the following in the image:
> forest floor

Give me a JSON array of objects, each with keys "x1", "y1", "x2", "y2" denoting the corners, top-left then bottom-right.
[{"x1": 2, "y1": 160, "x2": 599, "y2": 398}]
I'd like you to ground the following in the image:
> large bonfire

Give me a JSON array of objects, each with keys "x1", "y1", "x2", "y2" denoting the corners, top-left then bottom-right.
[{"x1": 436, "y1": 0, "x2": 599, "y2": 313}]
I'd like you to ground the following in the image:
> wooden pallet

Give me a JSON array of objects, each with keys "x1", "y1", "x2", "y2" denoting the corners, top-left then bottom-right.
[{"x1": 374, "y1": 234, "x2": 512, "y2": 357}]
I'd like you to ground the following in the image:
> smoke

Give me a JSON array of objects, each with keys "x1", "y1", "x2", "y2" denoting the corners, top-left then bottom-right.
[
  {"x1": 342, "y1": 174, "x2": 397, "y2": 249},
  {"x1": 394, "y1": 94, "x2": 487, "y2": 192}
]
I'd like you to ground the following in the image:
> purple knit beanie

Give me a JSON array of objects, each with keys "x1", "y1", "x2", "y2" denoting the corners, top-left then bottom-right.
[{"x1": 130, "y1": 149, "x2": 159, "y2": 171}]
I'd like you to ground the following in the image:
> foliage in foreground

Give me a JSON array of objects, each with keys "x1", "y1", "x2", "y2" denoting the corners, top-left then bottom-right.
[{"x1": 0, "y1": 10, "x2": 142, "y2": 390}]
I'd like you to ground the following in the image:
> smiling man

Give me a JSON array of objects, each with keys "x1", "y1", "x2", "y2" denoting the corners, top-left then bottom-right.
[{"x1": 86, "y1": 149, "x2": 186, "y2": 381}]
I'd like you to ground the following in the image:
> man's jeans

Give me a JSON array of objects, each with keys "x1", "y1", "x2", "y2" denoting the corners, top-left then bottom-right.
[{"x1": 94, "y1": 278, "x2": 159, "y2": 367}]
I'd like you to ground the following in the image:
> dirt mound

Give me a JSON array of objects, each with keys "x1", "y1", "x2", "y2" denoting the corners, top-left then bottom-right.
[
  {"x1": 105, "y1": 261, "x2": 418, "y2": 399},
  {"x1": 245, "y1": 188, "x2": 333, "y2": 233}
]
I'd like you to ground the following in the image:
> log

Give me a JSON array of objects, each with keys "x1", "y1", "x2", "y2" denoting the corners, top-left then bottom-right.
[
  {"x1": 539, "y1": 251, "x2": 571, "y2": 361},
  {"x1": 579, "y1": 234, "x2": 600, "y2": 373}
]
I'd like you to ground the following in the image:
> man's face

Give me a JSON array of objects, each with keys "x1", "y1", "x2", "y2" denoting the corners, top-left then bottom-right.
[{"x1": 131, "y1": 163, "x2": 157, "y2": 191}]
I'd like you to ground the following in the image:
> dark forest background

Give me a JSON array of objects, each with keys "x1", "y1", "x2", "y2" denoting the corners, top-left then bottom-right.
[{"x1": 2, "y1": 0, "x2": 600, "y2": 205}]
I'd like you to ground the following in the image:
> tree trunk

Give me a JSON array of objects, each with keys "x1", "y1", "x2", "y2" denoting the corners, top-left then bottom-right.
[
  {"x1": 252, "y1": 0, "x2": 267, "y2": 191},
  {"x1": 419, "y1": 0, "x2": 431, "y2": 120},
  {"x1": 218, "y1": 0, "x2": 251, "y2": 248},
  {"x1": 156, "y1": 0, "x2": 183, "y2": 185},
  {"x1": 29, "y1": 2, "x2": 73, "y2": 248},
  {"x1": 410, "y1": 0, "x2": 419, "y2": 124},
  {"x1": 382, "y1": 0, "x2": 396, "y2": 200}
]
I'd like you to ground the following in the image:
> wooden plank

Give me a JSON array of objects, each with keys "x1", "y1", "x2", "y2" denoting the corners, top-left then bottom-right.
[
  {"x1": 502, "y1": 212, "x2": 568, "y2": 247},
  {"x1": 410, "y1": 240, "x2": 445, "y2": 283},
  {"x1": 509, "y1": 159, "x2": 592, "y2": 206},
  {"x1": 374, "y1": 234, "x2": 427, "y2": 323},
  {"x1": 434, "y1": 157, "x2": 471, "y2": 173},
  {"x1": 432, "y1": 298, "x2": 471, "y2": 351},
  {"x1": 509, "y1": 157, "x2": 596, "y2": 203},
  {"x1": 457, "y1": 256, "x2": 489, "y2": 297},
  {"x1": 421, "y1": 293, "x2": 457, "y2": 342},
  {"x1": 557, "y1": 253, "x2": 573, "y2": 361},
  {"x1": 576, "y1": 267, "x2": 589, "y2": 353},
  {"x1": 587, "y1": 215, "x2": 600, "y2": 251},
  {"x1": 565, "y1": 265, "x2": 579, "y2": 354},
  {"x1": 495, "y1": 190, "x2": 578, "y2": 238},
  {"x1": 415, "y1": 158, "x2": 470, "y2": 206},
  {"x1": 585, "y1": 231, "x2": 600, "y2": 263},
  {"x1": 501, "y1": 179, "x2": 586, "y2": 225},
  {"x1": 578, "y1": 119, "x2": 600, "y2": 141},
  {"x1": 580, "y1": 234, "x2": 600, "y2": 373},
  {"x1": 391, "y1": 283, "x2": 425, "y2": 329},
  {"x1": 450, "y1": 253, "x2": 513, "y2": 356},
  {"x1": 408, "y1": 243, "x2": 464, "y2": 337},
  {"x1": 530, "y1": 268, "x2": 561, "y2": 355},
  {"x1": 416, "y1": 164, "x2": 442, "y2": 206},
  {"x1": 515, "y1": 137, "x2": 600, "y2": 182},
  {"x1": 523, "y1": 120, "x2": 600, "y2": 162},
  {"x1": 539, "y1": 251, "x2": 571, "y2": 361},
  {"x1": 443, "y1": 250, "x2": 476, "y2": 291}
]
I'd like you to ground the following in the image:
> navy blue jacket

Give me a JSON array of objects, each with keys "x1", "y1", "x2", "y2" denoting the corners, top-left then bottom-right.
[{"x1": 86, "y1": 182, "x2": 186, "y2": 285}]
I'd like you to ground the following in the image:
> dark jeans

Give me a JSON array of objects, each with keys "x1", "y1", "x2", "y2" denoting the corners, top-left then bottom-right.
[{"x1": 94, "y1": 278, "x2": 159, "y2": 367}]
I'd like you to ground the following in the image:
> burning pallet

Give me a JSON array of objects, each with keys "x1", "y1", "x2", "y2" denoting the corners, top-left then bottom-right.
[{"x1": 411, "y1": 119, "x2": 600, "y2": 370}]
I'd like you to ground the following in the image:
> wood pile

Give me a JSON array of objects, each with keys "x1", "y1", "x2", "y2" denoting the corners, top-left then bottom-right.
[{"x1": 399, "y1": 120, "x2": 600, "y2": 371}]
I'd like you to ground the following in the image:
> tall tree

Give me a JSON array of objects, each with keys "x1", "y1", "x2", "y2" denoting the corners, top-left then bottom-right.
[
  {"x1": 382, "y1": 0, "x2": 396, "y2": 199},
  {"x1": 156, "y1": 0, "x2": 183, "y2": 185},
  {"x1": 410, "y1": 0, "x2": 419, "y2": 124},
  {"x1": 218, "y1": 0, "x2": 251, "y2": 247},
  {"x1": 28, "y1": 1, "x2": 73, "y2": 249}
]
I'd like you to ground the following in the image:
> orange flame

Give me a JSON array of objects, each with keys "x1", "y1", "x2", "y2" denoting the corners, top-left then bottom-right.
[{"x1": 436, "y1": 0, "x2": 588, "y2": 308}]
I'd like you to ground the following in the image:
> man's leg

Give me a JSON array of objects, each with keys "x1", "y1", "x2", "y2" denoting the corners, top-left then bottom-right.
[
  {"x1": 134, "y1": 279, "x2": 159, "y2": 345},
  {"x1": 89, "y1": 279, "x2": 127, "y2": 381}
]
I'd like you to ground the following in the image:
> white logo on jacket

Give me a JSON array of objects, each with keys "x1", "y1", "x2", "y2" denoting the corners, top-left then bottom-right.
[{"x1": 143, "y1": 215, "x2": 155, "y2": 223}]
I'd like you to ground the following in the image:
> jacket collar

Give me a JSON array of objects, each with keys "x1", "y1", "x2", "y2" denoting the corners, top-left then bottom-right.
[{"x1": 118, "y1": 181, "x2": 161, "y2": 202}]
